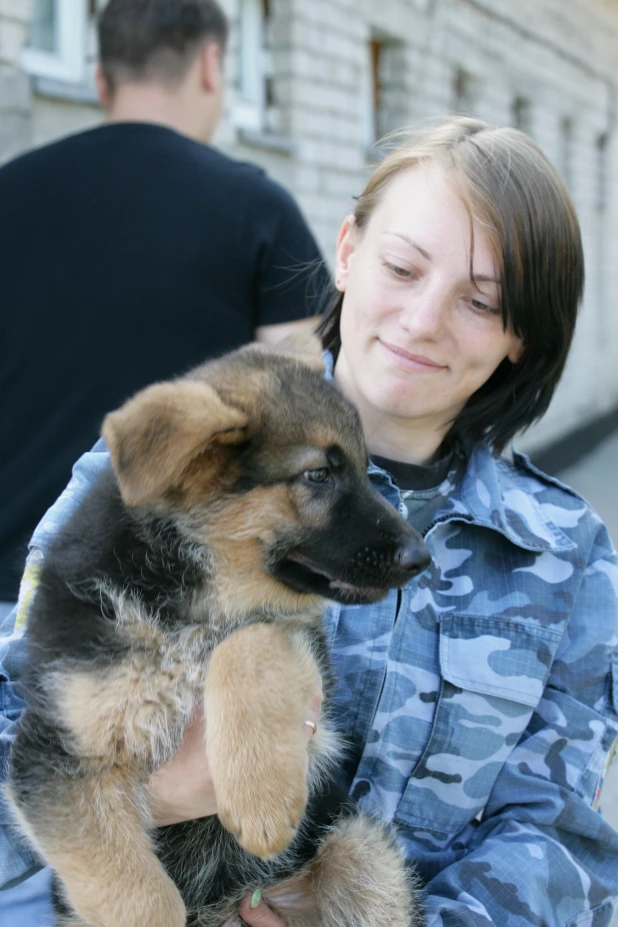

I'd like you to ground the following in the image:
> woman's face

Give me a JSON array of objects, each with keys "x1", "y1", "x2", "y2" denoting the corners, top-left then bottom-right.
[{"x1": 334, "y1": 165, "x2": 524, "y2": 459}]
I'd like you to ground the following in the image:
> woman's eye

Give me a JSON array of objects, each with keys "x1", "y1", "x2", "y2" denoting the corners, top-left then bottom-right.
[
  {"x1": 469, "y1": 298, "x2": 500, "y2": 315},
  {"x1": 384, "y1": 260, "x2": 414, "y2": 279},
  {"x1": 303, "y1": 467, "x2": 330, "y2": 484}
]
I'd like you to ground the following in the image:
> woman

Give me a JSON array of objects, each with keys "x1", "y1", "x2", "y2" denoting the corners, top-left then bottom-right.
[{"x1": 2, "y1": 117, "x2": 617, "y2": 927}]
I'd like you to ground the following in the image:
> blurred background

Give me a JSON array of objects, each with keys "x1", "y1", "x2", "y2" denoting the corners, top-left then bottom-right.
[{"x1": 1, "y1": 0, "x2": 617, "y2": 851}]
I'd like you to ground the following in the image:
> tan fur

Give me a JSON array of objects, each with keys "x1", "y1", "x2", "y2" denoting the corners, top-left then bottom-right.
[
  {"x1": 103, "y1": 379, "x2": 248, "y2": 507},
  {"x1": 55, "y1": 600, "x2": 213, "y2": 769},
  {"x1": 232, "y1": 814, "x2": 419, "y2": 927},
  {"x1": 201, "y1": 486, "x2": 324, "y2": 618},
  {"x1": 309, "y1": 815, "x2": 419, "y2": 927},
  {"x1": 205, "y1": 623, "x2": 322, "y2": 859},
  {"x1": 57, "y1": 656, "x2": 198, "y2": 770},
  {"x1": 263, "y1": 331, "x2": 325, "y2": 372},
  {"x1": 19, "y1": 769, "x2": 186, "y2": 927}
]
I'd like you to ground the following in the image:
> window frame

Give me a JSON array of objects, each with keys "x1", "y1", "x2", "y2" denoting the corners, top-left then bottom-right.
[
  {"x1": 233, "y1": 0, "x2": 280, "y2": 136},
  {"x1": 234, "y1": 0, "x2": 265, "y2": 131},
  {"x1": 22, "y1": 0, "x2": 87, "y2": 84}
]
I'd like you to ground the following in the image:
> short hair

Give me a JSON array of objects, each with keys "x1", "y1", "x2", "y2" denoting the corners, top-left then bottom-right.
[
  {"x1": 317, "y1": 117, "x2": 585, "y2": 453},
  {"x1": 98, "y1": 0, "x2": 229, "y2": 93}
]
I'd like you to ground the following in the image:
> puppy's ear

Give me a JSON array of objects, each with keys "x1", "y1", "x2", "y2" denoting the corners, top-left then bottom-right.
[
  {"x1": 102, "y1": 381, "x2": 249, "y2": 507},
  {"x1": 256, "y1": 331, "x2": 325, "y2": 372}
]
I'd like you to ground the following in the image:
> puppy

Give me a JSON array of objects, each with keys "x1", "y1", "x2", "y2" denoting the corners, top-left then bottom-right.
[{"x1": 8, "y1": 335, "x2": 430, "y2": 927}]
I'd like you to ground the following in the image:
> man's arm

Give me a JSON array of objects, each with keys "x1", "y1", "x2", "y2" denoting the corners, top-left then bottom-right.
[{"x1": 243, "y1": 171, "x2": 332, "y2": 332}]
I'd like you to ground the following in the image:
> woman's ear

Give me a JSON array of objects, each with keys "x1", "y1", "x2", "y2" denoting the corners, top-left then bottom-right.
[
  {"x1": 508, "y1": 340, "x2": 526, "y2": 364},
  {"x1": 335, "y1": 215, "x2": 357, "y2": 292}
]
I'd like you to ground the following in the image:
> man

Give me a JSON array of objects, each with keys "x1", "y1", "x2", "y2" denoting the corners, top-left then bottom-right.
[
  {"x1": 0, "y1": 1, "x2": 328, "y2": 921},
  {"x1": 0, "y1": 0, "x2": 329, "y2": 619}
]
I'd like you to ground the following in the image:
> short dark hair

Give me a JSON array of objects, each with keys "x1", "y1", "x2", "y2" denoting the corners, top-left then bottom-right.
[
  {"x1": 318, "y1": 117, "x2": 584, "y2": 454},
  {"x1": 98, "y1": 0, "x2": 229, "y2": 93}
]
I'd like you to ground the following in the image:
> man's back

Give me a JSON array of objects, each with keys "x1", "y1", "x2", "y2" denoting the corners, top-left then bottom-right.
[{"x1": 0, "y1": 123, "x2": 328, "y2": 600}]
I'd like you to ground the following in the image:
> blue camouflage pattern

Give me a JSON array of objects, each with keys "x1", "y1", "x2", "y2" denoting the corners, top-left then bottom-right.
[{"x1": 1, "y1": 438, "x2": 618, "y2": 927}]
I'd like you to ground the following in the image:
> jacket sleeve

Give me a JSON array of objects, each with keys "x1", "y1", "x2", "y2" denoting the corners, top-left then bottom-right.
[
  {"x1": 0, "y1": 444, "x2": 111, "y2": 890},
  {"x1": 0, "y1": 597, "x2": 40, "y2": 889},
  {"x1": 409, "y1": 519, "x2": 618, "y2": 927}
]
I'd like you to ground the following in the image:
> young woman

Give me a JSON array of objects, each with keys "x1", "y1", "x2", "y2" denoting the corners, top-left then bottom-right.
[{"x1": 1, "y1": 118, "x2": 617, "y2": 927}]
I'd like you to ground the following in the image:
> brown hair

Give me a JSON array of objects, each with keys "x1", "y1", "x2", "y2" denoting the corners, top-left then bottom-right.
[
  {"x1": 98, "y1": 0, "x2": 229, "y2": 94},
  {"x1": 317, "y1": 117, "x2": 584, "y2": 453}
]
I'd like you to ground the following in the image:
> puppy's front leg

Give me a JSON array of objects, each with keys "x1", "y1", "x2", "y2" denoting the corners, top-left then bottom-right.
[
  {"x1": 205, "y1": 623, "x2": 321, "y2": 859},
  {"x1": 11, "y1": 764, "x2": 186, "y2": 927}
]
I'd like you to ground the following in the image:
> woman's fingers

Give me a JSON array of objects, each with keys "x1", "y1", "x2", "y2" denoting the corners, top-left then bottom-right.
[
  {"x1": 148, "y1": 705, "x2": 218, "y2": 825},
  {"x1": 239, "y1": 892, "x2": 287, "y2": 927},
  {"x1": 302, "y1": 683, "x2": 323, "y2": 743}
]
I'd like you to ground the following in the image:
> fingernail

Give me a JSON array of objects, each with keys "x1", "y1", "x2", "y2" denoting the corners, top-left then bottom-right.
[{"x1": 250, "y1": 889, "x2": 262, "y2": 909}]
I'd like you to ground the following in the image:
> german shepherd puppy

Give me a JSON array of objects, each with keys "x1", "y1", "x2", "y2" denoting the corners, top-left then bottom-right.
[{"x1": 7, "y1": 335, "x2": 430, "y2": 927}]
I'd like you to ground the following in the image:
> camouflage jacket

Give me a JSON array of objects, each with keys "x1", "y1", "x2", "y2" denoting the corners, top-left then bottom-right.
[{"x1": 2, "y1": 440, "x2": 618, "y2": 927}]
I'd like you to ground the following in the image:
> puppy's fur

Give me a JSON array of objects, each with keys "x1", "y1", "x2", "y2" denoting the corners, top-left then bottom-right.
[{"x1": 8, "y1": 336, "x2": 430, "y2": 927}]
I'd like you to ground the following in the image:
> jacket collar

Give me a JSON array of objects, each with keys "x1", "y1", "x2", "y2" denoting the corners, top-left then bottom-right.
[
  {"x1": 366, "y1": 439, "x2": 575, "y2": 553},
  {"x1": 369, "y1": 441, "x2": 577, "y2": 554},
  {"x1": 430, "y1": 442, "x2": 576, "y2": 553}
]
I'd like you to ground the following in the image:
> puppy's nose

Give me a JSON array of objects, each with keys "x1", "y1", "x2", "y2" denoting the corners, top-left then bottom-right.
[{"x1": 395, "y1": 538, "x2": 431, "y2": 576}]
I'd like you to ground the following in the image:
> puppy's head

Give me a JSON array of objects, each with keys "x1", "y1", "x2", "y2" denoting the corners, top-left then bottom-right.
[{"x1": 103, "y1": 334, "x2": 430, "y2": 613}]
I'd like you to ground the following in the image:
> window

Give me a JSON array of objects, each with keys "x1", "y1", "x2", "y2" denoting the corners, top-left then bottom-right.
[
  {"x1": 234, "y1": 0, "x2": 278, "y2": 134},
  {"x1": 452, "y1": 67, "x2": 477, "y2": 116},
  {"x1": 363, "y1": 34, "x2": 407, "y2": 151},
  {"x1": 560, "y1": 116, "x2": 573, "y2": 189},
  {"x1": 22, "y1": 0, "x2": 87, "y2": 83},
  {"x1": 595, "y1": 131, "x2": 609, "y2": 346},
  {"x1": 595, "y1": 131, "x2": 607, "y2": 213},
  {"x1": 512, "y1": 95, "x2": 532, "y2": 135}
]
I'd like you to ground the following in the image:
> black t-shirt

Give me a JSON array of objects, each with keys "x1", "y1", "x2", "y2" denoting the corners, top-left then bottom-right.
[{"x1": 0, "y1": 122, "x2": 331, "y2": 599}]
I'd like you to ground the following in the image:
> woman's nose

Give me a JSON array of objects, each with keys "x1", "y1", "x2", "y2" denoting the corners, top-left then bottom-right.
[{"x1": 398, "y1": 281, "x2": 447, "y2": 338}]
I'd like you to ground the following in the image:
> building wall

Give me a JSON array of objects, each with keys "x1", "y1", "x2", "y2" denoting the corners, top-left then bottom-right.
[
  {"x1": 0, "y1": 0, "x2": 32, "y2": 162},
  {"x1": 2, "y1": 0, "x2": 618, "y2": 454}
]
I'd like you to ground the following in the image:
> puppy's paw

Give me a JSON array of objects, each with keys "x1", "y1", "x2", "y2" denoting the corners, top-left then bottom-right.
[{"x1": 217, "y1": 752, "x2": 309, "y2": 859}]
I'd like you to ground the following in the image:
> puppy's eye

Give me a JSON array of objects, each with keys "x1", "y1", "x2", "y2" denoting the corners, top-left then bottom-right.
[{"x1": 303, "y1": 467, "x2": 330, "y2": 484}]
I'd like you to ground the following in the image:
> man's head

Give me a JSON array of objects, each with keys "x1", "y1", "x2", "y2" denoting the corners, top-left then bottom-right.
[{"x1": 97, "y1": 0, "x2": 229, "y2": 141}]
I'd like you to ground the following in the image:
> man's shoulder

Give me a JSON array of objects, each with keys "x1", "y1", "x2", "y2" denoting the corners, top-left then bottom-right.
[
  {"x1": 0, "y1": 128, "x2": 93, "y2": 178},
  {"x1": 201, "y1": 145, "x2": 294, "y2": 201},
  {"x1": 0, "y1": 124, "x2": 292, "y2": 206}
]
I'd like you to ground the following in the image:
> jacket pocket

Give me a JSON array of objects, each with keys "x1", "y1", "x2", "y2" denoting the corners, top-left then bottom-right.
[{"x1": 394, "y1": 613, "x2": 562, "y2": 836}]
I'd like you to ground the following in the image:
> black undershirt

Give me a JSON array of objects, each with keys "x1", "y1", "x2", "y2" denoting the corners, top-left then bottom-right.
[{"x1": 370, "y1": 451, "x2": 454, "y2": 491}]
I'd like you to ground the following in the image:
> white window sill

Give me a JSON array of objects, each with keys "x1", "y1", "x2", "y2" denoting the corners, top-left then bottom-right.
[
  {"x1": 31, "y1": 75, "x2": 100, "y2": 106},
  {"x1": 236, "y1": 127, "x2": 296, "y2": 156}
]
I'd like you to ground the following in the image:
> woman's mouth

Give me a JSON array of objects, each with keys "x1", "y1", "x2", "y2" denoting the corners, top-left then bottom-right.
[{"x1": 379, "y1": 340, "x2": 446, "y2": 372}]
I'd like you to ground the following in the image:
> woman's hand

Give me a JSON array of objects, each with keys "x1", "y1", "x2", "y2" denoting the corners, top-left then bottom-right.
[
  {"x1": 239, "y1": 890, "x2": 286, "y2": 927},
  {"x1": 148, "y1": 681, "x2": 323, "y2": 827},
  {"x1": 148, "y1": 704, "x2": 218, "y2": 826}
]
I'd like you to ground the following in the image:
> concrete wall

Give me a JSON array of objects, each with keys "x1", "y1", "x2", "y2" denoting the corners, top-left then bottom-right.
[{"x1": 2, "y1": 0, "x2": 618, "y2": 454}]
